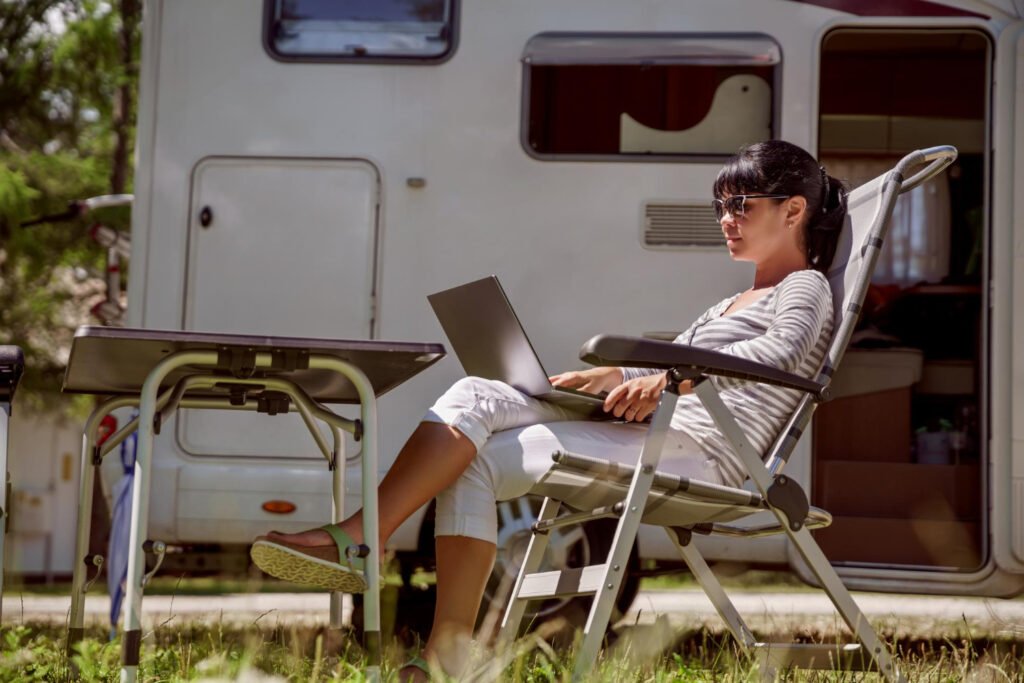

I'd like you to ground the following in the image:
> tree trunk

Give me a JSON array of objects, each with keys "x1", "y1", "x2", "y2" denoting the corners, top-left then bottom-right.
[{"x1": 110, "y1": 0, "x2": 140, "y2": 194}]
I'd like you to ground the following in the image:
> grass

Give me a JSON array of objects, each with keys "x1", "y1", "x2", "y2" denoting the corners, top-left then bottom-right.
[
  {"x1": 1, "y1": 616, "x2": 1022, "y2": 681},
  {"x1": 3, "y1": 573, "x2": 1023, "y2": 680}
]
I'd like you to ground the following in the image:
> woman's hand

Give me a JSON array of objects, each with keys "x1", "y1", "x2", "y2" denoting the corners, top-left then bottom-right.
[
  {"x1": 602, "y1": 372, "x2": 668, "y2": 422},
  {"x1": 549, "y1": 366, "x2": 623, "y2": 395}
]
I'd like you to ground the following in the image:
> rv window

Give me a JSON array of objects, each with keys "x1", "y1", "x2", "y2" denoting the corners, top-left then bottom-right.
[
  {"x1": 264, "y1": 0, "x2": 457, "y2": 62},
  {"x1": 522, "y1": 33, "x2": 780, "y2": 160}
]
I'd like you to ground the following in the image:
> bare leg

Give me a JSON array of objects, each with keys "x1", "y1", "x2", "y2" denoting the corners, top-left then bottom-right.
[
  {"x1": 400, "y1": 535, "x2": 496, "y2": 681},
  {"x1": 268, "y1": 420, "x2": 496, "y2": 680},
  {"x1": 269, "y1": 421, "x2": 476, "y2": 547}
]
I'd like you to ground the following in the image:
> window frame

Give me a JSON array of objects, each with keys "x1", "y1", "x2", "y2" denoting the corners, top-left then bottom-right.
[
  {"x1": 262, "y1": 0, "x2": 461, "y2": 65},
  {"x1": 519, "y1": 32, "x2": 783, "y2": 163}
]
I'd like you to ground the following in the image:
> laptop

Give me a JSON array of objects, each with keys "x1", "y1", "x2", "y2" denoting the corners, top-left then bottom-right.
[{"x1": 427, "y1": 276, "x2": 613, "y2": 419}]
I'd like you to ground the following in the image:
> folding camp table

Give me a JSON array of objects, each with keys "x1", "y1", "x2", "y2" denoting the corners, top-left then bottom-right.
[{"x1": 61, "y1": 326, "x2": 444, "y2": 682}]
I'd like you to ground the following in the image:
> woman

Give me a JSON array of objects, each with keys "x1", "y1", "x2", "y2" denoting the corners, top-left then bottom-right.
[{"x1": 250, "y1": 140, "x2": 846, "y2": 678}]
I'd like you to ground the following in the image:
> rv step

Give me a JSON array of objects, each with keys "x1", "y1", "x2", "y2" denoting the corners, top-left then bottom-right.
[
  {"x1": 754, "y1": 642, "x2": 874, "y2": 673},
  {"x1": 516, "y1": 564, "x2": 609, "y2": 600}
]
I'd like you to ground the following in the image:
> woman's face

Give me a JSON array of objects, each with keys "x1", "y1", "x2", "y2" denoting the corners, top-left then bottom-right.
[{"x1": 717, "y1": 193, "x2": 806, "y2": 267}]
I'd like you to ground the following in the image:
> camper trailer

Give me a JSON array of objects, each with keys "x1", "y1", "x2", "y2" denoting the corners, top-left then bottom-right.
[{"x1": 43, "y1": 0, "x2": 1024, "y2": 614}]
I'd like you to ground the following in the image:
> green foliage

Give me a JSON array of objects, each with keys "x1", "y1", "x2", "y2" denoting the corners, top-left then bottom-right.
[
  {"x1": 0, "y1": 0, "x2": 139, "y2": 408},
  {"x1": 0, "y1": 624, "x2": 70, "y2": 681},
  {"x1": 0, "y1": 167, "x2": 40, "y2": 226}
]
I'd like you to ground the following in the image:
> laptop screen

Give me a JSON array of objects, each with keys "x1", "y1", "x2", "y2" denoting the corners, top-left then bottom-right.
[{"x1": 427, "y1": 276, "x2": 553, "y2": 396}]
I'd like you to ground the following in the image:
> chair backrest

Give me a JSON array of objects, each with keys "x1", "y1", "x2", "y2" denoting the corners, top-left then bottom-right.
[
  {"x1": 821, "y1": 171, "x2": 900, "y2": 379},
  {"x1": 763, "y1": 146, "x2": 957, "y2": 473}
]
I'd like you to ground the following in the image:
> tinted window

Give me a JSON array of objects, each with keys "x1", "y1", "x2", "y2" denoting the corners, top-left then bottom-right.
[{"x1": 266, "y1": 0, "x2": 456, "y2": 62}]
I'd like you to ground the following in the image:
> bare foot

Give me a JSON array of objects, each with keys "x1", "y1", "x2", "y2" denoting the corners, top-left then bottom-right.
[{"x1": 266, "y1": 524, "x2": 361, "y2": 547}]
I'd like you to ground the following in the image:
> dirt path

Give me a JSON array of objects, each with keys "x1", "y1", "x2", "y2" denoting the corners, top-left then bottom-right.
[{"x1": 6, "y1": 590, "x2": 1022, "y2": 637}]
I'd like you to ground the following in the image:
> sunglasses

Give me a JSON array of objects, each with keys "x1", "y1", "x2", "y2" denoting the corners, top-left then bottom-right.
[{"x1": 711, "y1": 194, "x2": 790, "y2": 222}]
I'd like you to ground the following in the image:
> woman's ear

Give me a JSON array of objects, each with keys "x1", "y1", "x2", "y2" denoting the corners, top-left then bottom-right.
[{"x1": 786, "y1": 195, "x2": 807, "y2": 227}]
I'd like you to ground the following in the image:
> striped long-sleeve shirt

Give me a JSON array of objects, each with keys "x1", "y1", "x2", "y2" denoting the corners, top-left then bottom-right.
[{"x1": 621, "y1": 269, "x2": 833, "y2": 486}]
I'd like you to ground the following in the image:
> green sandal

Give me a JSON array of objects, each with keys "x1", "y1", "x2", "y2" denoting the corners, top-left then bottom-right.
[{"x1": 250, "y1": 525, "x2": 368, "y2": 593}]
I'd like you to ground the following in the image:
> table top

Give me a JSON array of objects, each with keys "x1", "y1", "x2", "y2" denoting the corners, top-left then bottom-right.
[{"x1": 62, "y1": 326, "x2": 446, "y2": 403}]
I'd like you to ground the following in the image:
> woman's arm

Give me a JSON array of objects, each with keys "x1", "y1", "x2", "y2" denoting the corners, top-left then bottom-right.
[{"x1": 549, "y1": 366, "x2": 623, "y2": 394}]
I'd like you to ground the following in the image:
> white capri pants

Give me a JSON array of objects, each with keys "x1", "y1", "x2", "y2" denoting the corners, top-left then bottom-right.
[{"x1": 424, "y1": 376, "x2": 728, "y2": 545}]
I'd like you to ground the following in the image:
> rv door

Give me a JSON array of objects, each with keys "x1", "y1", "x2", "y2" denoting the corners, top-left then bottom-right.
[
  {"x1": 805, "y1": 26, "x2": 1024, "y2": 596},
  {"x1": 991, "y1": 21, "x2": 1024, "y2": 575},
  {"x1": 177, "y1": 156, "x2": 381, "y2": 459}
]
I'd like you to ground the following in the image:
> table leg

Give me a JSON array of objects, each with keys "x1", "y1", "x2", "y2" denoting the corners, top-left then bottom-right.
[
  {"x1": 68, "y1": 396, "x2": 135, "y2": 659},
  {"x1": 310, "y1": 357, "x2": 379, "y2": 681},
  {"x1": 119, "y1": 351, "x2": 216, "y2": 683},
  {"x1": 67, "y1": 426, "x2": 97, "y2": 657},
  {"x1": 330, "y1": 424, "x2": 346, "y2": 631}
]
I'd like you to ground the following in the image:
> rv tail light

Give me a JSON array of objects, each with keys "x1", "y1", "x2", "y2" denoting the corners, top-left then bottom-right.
[
  {"x1": 262, "y1": 500, "x2": 297, "y2": 514},
  {"x1": 97, "y1": 415, "x2": 118, "y2": 446}
]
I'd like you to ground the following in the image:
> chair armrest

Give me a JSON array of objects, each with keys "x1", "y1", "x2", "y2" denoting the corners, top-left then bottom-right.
[
  {"x1": 579, "y1": 334, "x2": 824, "y2": 395},
  {"x1": 0, "y1": 345, "x2": 25, "y2": 403}
]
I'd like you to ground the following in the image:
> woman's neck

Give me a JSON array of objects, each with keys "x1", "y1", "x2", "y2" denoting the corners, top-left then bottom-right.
[{"x1": 752, "y1": 261, "x2": 808, "y2": 289}]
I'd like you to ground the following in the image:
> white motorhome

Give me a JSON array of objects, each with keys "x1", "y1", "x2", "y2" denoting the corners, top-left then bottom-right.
[{"x1": 79, "y1": 0, "x2": 1024, "y2": 616}]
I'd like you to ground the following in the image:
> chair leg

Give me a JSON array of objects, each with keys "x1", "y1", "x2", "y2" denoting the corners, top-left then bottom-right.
[
  {"x1": 785, "y1": 525, "x2": 905, "y2": 683},
  {"x1": 571, "y1": 507, "x2": 644, "y2": 681},
  {"x1": 693, "y1": 380, "x2": 904, "y2": 682},
  {"x1": 572, "y1": 389, "x2": 680, "y2": 681},
  {"x1": 665, "y1": 528, "x2": 756, "y2": 648},
  {"x1": 497, "y1": 497, "x2": 560, "y2": 649}
]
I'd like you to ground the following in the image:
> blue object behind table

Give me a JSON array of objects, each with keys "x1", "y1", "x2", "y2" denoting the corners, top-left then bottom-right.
[{"x1": 108, "y1": 411, "x2": 138, "y2": 640}]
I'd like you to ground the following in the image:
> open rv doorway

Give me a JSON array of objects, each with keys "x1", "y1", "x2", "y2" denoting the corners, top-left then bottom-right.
[{"x1": 813, "y1": 28, "x2": 989, "y2": 571}]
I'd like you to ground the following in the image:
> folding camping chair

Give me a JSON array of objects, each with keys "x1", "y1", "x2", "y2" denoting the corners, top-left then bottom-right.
[
  {"x1": 0, "y1": 345, "x2": 25, "y2": 622},
  {"x1": 498, "y1": 146, "x2": 959, "y2": 683}
]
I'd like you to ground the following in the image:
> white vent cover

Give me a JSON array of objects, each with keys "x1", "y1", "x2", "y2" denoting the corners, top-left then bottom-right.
[{"x1": 643, "y1": 201, "x2": 724, "y2": 249}]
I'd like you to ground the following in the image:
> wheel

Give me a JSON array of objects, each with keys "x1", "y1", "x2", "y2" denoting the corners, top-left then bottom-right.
[{"x1": 478, "y1": 495, "x2": 639, "y2": 638}]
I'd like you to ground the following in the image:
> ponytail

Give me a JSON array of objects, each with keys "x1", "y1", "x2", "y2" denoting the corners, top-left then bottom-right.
[{"x1": 804, "y1": 172, "x2": 847, "y2": 273}]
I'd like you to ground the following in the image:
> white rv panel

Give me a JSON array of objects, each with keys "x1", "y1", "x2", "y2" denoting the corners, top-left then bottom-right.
[
  {"x1": 1008, "y1": 27, "x2": 1024, "y2": 569},
  {"x1": 175, "y1": 463, "x2": 360, "y2": 542},
  {"x1": 991, "y1": 22, "x2": 1024, "y2": 573}
]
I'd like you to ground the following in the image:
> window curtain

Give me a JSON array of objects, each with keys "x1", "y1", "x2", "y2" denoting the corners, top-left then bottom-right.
[{"x1": 823, "y1": 157, "x2": 950, "y2": 287}]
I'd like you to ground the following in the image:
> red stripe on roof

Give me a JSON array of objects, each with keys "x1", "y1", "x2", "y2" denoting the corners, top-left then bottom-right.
[{"x1": 790, "y1": 0, "x2": 988, "y2": 19}]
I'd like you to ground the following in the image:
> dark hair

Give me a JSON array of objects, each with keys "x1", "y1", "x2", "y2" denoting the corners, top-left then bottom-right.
[{"x1": 713, "y1": 140, "x2": 847, "y2": 273}]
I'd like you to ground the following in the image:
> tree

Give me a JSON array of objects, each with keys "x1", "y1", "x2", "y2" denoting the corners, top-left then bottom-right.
[{"x1": 0, "y1": 0, "x2": 140, "y2": 410}]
